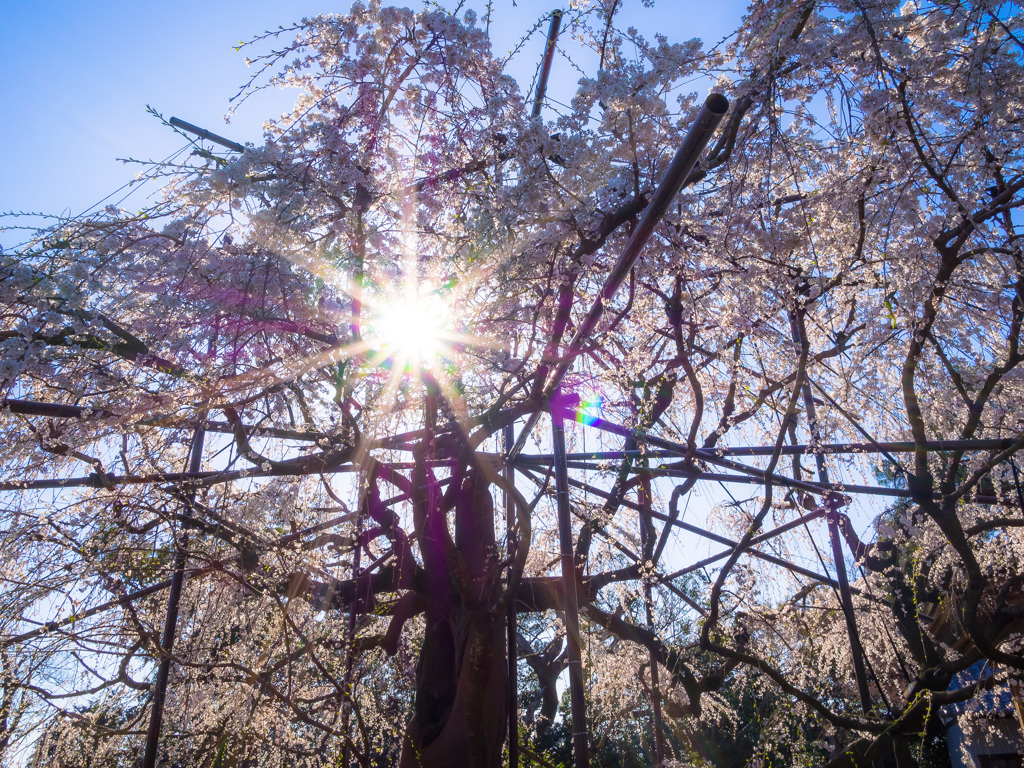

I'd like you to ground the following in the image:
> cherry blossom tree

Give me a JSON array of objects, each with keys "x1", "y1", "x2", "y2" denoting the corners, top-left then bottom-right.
[{"x1": 3, "y1": 1, "x2": 1024, "y2": 767}]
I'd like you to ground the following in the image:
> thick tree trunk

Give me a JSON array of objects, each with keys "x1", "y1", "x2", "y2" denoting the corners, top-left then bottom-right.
[
  {"x1": 399, "y1": 611, "x2": 507, "y2": 768},
  {"x1": 398, "y1": 470, "x2": 508, "y2": 768}
]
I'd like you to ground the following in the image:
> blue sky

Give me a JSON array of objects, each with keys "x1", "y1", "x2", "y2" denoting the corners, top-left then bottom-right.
[{"x1": 0, "y1": 0, "x2": 746, "y2": 240}]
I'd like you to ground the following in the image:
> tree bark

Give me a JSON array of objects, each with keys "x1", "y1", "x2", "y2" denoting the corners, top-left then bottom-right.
[{"x1": 399, "y1": 471, "x2": 508, "y2": 768}]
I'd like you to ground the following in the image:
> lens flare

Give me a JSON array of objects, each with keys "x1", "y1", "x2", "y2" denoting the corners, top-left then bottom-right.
[
  {"x1": 575, "y1": 392, "x2": 604, "y2": 425},
  {"x1": 370, "y1": 288, "x2": 451, "y2": 368}
]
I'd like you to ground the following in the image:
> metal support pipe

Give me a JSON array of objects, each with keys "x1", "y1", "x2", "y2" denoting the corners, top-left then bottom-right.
[
  {"x1": 546, "y1": 460, "x2": 950, "y2": 501},
  {"x1": 142, "y1": 426, "x2": 206, "y2": 768},
  {"x1": 6, "y1": 450, "x2": 1011, "y2": 503},
  {"x1": 574, "y1": 414, "x2": 856, "y2": 502},
  {"x1": 10, "y1": 395, "x2": 1018, "y2": 456},
  {"x1": 504, "y1": 424, "x2": 520, "y2": 768},
  {"x1": 532, "y1": 10, "x2": 563, "y2": 119},
  {"x1": 510, "y1": 93, "x2": 729, "y2": 459},
  {"x1": 513, "y1": 436, "x2": 1024, "y2": 460},
  {"x1": 567, "y1": 474, "x2": 825, "y2": 553},
  {"x1": 789, "y1": 310, "x2": 873, "y2": 713},
  {"x1": 169, "y1": 117, "x2": 245, "y2": 152},
  {"x1": 540, "y1": 93, "x2": 728, "y2": 403},
  {"x1": 645, "y1": 576, "x2": 667, "y2": 765},
  {"x1": 550, "y1": 403, "x2": 590, "y2": 768},
  {"x1": 1, "y1": 398, "x2": 114, "y2": 420}
]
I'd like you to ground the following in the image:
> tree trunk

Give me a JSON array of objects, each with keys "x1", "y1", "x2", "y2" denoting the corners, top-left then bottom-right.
[
  {"x1": 399, "y1": 470, "x2": 508, "y2": 768},
  {"x1": 400, "y1": 612, "x2": 507, "y2": 768}
]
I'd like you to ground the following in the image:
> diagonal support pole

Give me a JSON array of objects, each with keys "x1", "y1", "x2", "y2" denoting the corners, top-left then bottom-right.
[
  {"x1": 510, "y1": 93, "x2": 729, "y2": 459},
  {"x1": 532, "y1": 10, "x2": 563, "y2": 119},
  {"x1": 169, "y1": 117, "x2": 245, "y2": 153},
  {"x1": 515, "y1": 464, "x2": 707, "y2": 616},
  {"x1": 570, "y1": 476, "x2": 841, "y2": 588}
]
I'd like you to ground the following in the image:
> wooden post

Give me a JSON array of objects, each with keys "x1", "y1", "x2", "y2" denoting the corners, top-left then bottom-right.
[
  {"x1": 1010, "y1": 678, "x2": 1024, "y2": 735},
  {"x1": 550, "y1": 399, "x2": 590, "y2": 768},
  {"x1": 341, "y1": 495, "x2": 364, "y2": 768},
  {"x1": 505, "y1": 424, "x2": 520, "y2": 768},
  {"x1": 141, "y1": 426, "x2": 206, "y2": 768}
]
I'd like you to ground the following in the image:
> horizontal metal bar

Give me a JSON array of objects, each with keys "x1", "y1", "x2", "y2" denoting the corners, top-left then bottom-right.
[
  {"x1": 546, "y1": 457, "x2": 1018, "y2": 504},
  {"x1": 552, "y1": 459, "x2": 912, "y2": 498},
  {"x1": 3, "y1": 398, "x2": 114, "y2": 420},
  {"x1": 15, "y1": 395, "x2": 1012, "y2": 459},
  {"x1": 0, "y1": 454, "x2": 476, "y2": 493},
  {"x1": 516, "y1": 437, "x2": 1023, "y2": 461},
  {"x1": 711, "y1": 438, "x2": 1021, "y2": 456},
  {"x1": 3, "y1": 398, "x2": 329, "y2": 441},
  {"x1": 2, "y1": 399, "x2": 451, "y2": 450},
  {"x1": 567, "y1": 415, "x2": 1011, "y2": 503},
  {"x1": 557, "y1": 415, "x2": 840, "y2": 497},
  {"x1": 11, "y1": 458, "x2": 1007, "y2": 503}
]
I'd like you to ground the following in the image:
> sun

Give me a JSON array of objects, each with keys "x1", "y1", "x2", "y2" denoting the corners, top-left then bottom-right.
[{"x1": 369, "y1": 287, "x2": 452, "y2": 368}]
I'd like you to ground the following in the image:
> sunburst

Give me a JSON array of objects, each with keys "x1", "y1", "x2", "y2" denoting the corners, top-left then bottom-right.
[{"x1": 369, "y1": 285, "x2": 452, "y2": 370}]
